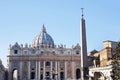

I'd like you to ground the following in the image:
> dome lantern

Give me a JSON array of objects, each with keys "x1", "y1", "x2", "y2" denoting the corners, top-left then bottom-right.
[{"x1": 41, "y1": 24, "x2": 46, "y2": 33}]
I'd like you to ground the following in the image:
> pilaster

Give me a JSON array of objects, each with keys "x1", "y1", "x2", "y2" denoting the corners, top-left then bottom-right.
[
  {"x1": 28, "y1": 61, "x2": 30, "y2": 80},
  {"x1": 35, "y1": 61, "x2": 38, "y2": 79},
  {"x1": 72, "y1": 61, "x2": 75, "y2": 79},
  {"x1": 19, "y1": 61, "x2": 22, "y2": 80},
  {"x1": 50, "y1": 61, "x2": 53, "y2": 79},
  {"x1": 58, "y1": 61, "x2": 60, "y2": 80},
  {"x1": 55, "y1": 61, "x2": 58, "y2": 80},
  {"x1": 43, "y1": 61, "x2": 46, "y2": 79},
  {"x1": 38, "y1": 61, "x2": 41, "y2": 79},
  {"x1": 65, "y1": 61, "x2": 67, "y2": 80}
]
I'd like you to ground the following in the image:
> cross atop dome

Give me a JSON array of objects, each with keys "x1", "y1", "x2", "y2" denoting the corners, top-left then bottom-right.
[{"x1": 81, "y1": 8, "x2": 84, "y2": 18}]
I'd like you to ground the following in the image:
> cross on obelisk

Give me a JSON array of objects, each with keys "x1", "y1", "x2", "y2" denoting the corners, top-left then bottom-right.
[{"x1": 80, "y1": 8, "x2": 88, "y2": 80}]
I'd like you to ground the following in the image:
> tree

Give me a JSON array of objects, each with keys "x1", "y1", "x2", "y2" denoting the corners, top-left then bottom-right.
[{"x1": 111, "y1": 42, "x2": 120, "y2": 80}]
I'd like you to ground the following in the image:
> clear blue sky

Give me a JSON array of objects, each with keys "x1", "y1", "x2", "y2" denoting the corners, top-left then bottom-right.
[{"x1": 0, "y1": 0, "x2": 120, "y2": 67}]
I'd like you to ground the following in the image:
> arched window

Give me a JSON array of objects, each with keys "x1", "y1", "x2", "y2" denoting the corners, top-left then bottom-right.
[
  {"x1": 76, "y1": 69, "x2": 81, "y2": 79},
  {"x1": 46, "y1": 62, "x2": 50, "y2": 66}
]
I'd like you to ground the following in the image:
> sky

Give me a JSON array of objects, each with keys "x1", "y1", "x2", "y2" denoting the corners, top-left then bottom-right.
[{"x1": 0, "y1": 0, "x2": 120, "y2": 67}]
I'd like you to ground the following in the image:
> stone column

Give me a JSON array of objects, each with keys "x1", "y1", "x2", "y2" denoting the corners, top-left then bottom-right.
[
  {"x1": 55, "y1": 61, "x2": 58, "y2": 80},
  {"x1": 58, "y1": 61, "x2": 60, "y2": 80},
  {"x1": 8, "y1": 70, "x2": 12, "y2": 80},
  {"x1": 35, "y1": 61, "x2": 38, "y2": 79},
  {"x1": 43, "y1": 61, "x2": 46, "y2": 79},
  {"x1": 28, "y1": 61, "x2": 30, "y2": 80},
  {"x1": 8, "y1": 62, "x2": 12, "y2": 80},
  {"x1": 72, "y1": 61, "x2": 75, "y2": 79},
  {"x1": 65, "y1": 61, "x2": 67, "y2": 80},
  {"x1": 38, "y1": 61, "x2": 41, "y2": 80},
  {"x1": 19, "y1": 61, "x2": 22, "y2": 80},
  {"x1": 50, "y1": 61, "x2": 53, "y2": 79}
]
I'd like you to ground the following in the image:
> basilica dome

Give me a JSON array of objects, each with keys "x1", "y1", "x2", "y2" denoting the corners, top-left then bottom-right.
[{"x1": 32, "y1": 25, "x2": 54, "y2": 48}]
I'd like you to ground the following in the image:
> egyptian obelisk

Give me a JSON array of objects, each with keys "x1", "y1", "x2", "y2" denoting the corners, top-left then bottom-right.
[{"x1": 80, "y1": 8, "x2": 88, "y2": 80}]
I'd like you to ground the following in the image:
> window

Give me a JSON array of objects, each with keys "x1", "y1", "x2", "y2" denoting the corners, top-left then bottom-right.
[
  {"x1": 40, "y1": 68, "x2": 43, "y2": 70},
  {"x1": 60, "y1": 72, "x2": 64, "y2": 80},
  {"x1": 52, "y1": 74, "x2": 55, "y2": 79},
  {"x1": 53, "y1": 51, "x2": 55, "y2": 53},
  {"x1": 40, "y1": 74, "x2": 43, "y2": 79},
  {"x1": 76, "y1": 51, "x2": 79, "y2": 54},
  {"x1": 41, "y1": 51, "x2": 44, "y2": 53},
  {"x1": 60, "y1": 68, "x2": 64, "y2": 70},
  {"x1": 14, "y1": 50, "x2": 18, "y2": 54},
  {"x1": 60, "y1": 61, "x2": 64, "y2": 67},
  {"x1": 68, "y1": 52, "x2": 70, "y2": 54},
  {"x1": 52, "y1": 61, "x2": 55, "y2": 67},
  {"x1": 31, "y1": 61, "x2": 36, "y2": 68},
  {"x1": 46, "y1": 72, "x2": 50, "y2": 79},
  {"x1": 31, "y1": 72, "x2": 35, "y2": 79},
  {"x1": 40, "y1": 61, "x2": 43, "y2": 67},
  {"x1": 24, "y1": 51, "x2": 27, "y2": 54},
  {"x1": 76, "y1": 69, "x2": 81, "y2": 79},
  {"x1": 32, "y1": 49, "x2": 35, "y2": 54},
  {"x1": 46, "y1": 62, "x2": 50, "y2": 66},
  {"x1": 32, "y1": 68, "x2": 35, "y2": 70}
]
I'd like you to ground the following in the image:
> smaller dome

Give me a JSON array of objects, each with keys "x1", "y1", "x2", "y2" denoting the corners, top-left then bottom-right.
[{"x1": 32, "y1": 25, "x2": 54, "y2": 48}]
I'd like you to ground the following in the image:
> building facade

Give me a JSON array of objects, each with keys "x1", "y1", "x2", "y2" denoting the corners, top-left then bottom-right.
[
  {"x1": 0, "y1": 59, "x2": 7, "y2": 80},
  {"x1": 88, "y1": 40, "x2": 118, "y2": 80},
  {"x1": 7, "y1": 25, "x2": 82, "y2": 80}
]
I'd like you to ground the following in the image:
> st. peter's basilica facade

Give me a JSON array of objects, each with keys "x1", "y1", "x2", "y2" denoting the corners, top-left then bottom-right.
[{"x1": 7, "y1": 25, "x2": 81, "y2": 80}]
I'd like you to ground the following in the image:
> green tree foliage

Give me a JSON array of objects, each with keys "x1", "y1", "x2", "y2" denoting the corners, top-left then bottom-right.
[{"x1": 111, "y1": 42, "x2": 120, "y2": 80}]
